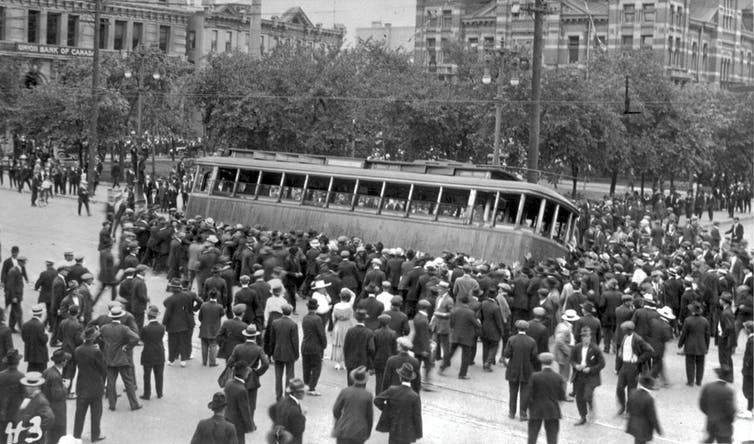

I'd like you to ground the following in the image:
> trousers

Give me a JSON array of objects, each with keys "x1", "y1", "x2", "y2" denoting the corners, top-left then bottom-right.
[
  {"x1": 509, "y1": 379, "x2": 530, "y2": 417},
  {"x1": 167, "y1": 331, "x2": 191, "y2": 362},
  {"x1": 301, "y1": 353, "x2": 323, "y2": 391},
  {"x1": 573, "y1": 377, "x2": 597, "y2": 418},
  {"x1": 442, "y1": 343, "x2": 473, "y2": 377},
  {"x1": 274, "y1": 360, "x2": 295, "y2": 400},
  {"x1": 106, "y1": 365, "x2": 139, "y2": 409},
  {"x1": 142, "y1": 364, "x2": 164, "y2": 399},
  {"x1": 481, "y1": 338, "x2": 499, "y2": 366},
  {"x1": 527, "y1": 418, "x2": 559, "y2": 444},
  {"x1": 201, "y1": 338, "x2": 218, "y2": 366},
  {"x1": 616, "y1": 362, "x2": 639, "y2": 410},
  {"x1": 685, "y1": 354, "x2": 705, "y2": 385},
  {"x1": 73, "y1": 394, "x2": 103, "y2": 440},
  {"x1": 6, "y1": 301, "x2": 22, "y2": 332}
]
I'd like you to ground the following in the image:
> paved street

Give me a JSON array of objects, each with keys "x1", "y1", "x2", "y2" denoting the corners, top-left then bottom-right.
[{"x1": 1, "y1": 186, "x2": 753, "y2": 444}]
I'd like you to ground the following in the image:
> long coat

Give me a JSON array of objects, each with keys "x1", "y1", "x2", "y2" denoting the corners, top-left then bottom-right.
[
  {"x1": 412, "y1": 311, "x2": 432, "y2": 358},
  {"x1": 41, "y1": 365, "x2": 67, "y2": 440},
  {"x1": 527, "y1": 368, "x2": 565, "y2": 419},
  {"x1": 269, "y1": 316, "x2": 299, "y2": 363},
  {"x1": 301, "y1": 313, "x2": 327, "y2": 356},
  {"x1": 478, "y1": 299, "x2": 504, "y2": 342},
  {"x1": 373, "y1": 326, "x2": 398, "y2": 371},
  {"x1": 332, "y1": 385, "x2": 373, "y2": 442},
  {"x1": 271, "y1": 395, "x2": 306, "y2": 444},
  {"x1": 34, "y1": 268, "x2": 57, "y2": 305},
  {"x1": 21, "y1": 317, "x2": 48, "y2": 365},
  {"x1": 224, "y1": 378, "x2": 253, "y2": 437},
  {"x1": 449, "y1": 304, "x2": 481, "y2": 347},
  {"x1": 382, "y1": 352, "x2": 421, "y2": 393},
  {"x1": 162, "y1": 291, "x2": 196, "y2": 333},
  {"x1": 678, "y1": 314, "x2": 710, "y2": 355},
  {"x1": 198, "y1": 300, "x2": 225, "y2": 339},
  {"x1": 626, "y1": 388, "x2": 662, "y2": 442},
  {"x1": 217, "y1": 318, "x2": 248, "y2": 360},
  {"x1": 343, "y1": 324, "x2": 376, "y2": 370},
  {"x1": 140, "y1": 321, "x2": 166, "y2": 366},
  {"x1": 74, "y1": 343, "x2": 107, "y2": 398},
  {"x1": 100, "y1": 321, "x2": 139, "y2": 367},
  {"x1": 227, "y1": 341, "x2": 269, "y2": 390},
  {"x1": 191, "y1": 413, "x2": 238, "y2": 444},
  {"x1": 503, "y1": 333, "x2": 538, "y2": 382},
  {"x1": 374, "y1": 384, "x2": 422, "y2": 443},
  {"x1": 699, "y1": 381, "x2": 736, "y2": 438}
]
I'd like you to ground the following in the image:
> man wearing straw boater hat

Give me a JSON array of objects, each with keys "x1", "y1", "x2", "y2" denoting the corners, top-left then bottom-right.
[
  {"x1": 190, "y1": 392, "x2": 237, "y2": 444},
  {"x1": 227, "y1": 324, "x2": 269, "y2": 432},
  {"x1": 100, "y1": 305, "x2": 141, "y2": 412},
  {"x1": 14, "y1": 371, "x2": 55, "y2": 444},
  {"x1": 21, "y1": 304, "x2": 48, "y2": 373}
]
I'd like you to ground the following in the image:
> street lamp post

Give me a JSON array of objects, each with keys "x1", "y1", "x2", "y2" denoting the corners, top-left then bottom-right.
[{"x1": 483, "y1": 51, "x2": 520, "y2": 166}]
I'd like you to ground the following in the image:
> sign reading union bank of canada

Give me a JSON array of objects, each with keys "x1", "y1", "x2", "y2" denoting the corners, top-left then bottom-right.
[{"x1": 15, "y1": 42, "x2": 95, "y2": 57}]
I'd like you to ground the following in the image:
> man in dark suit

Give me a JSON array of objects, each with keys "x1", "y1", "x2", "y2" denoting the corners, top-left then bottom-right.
[
  {"x1": 527, "y1": 308, "x2": 550, "y2": 371},
  {"x1": 58, "y1": 306, "x2": 83, "y2": 393},
  {"x1": 527, "y1": 352, "x2": 565, "y2": 444},
  {"x1": 5, "y1": 257, "x2": 27, "y2": 333},
  {"x1": 100, "y1": 305, "x2": 141, "y2": 411},
  {"x1": 574, "y1": 301, "x2": 602, "y2": 346},
  {"x1": 626, "y1": 375, "x2": 663, "y2": 444},
  {"x1": 269, "y1": 304, "x2": 299, "y2": 400},
  {"x1": 224, "y1": 361, "x2": 253, "y2": 444},
  {"x1": 717, "y1": 293, "x2": 736, "y2": 381},
  {"x1": 300, "y1": 299, "x2": 327, "y2": 396},
  {"x1": 162, "y1": 278, "x2": 197, "y2": 366},
  {"x1": 383, "y1": 337, "x2": 421, "y2": 394},
  {"x1": 332, "y1": 366, "x2": 373, "y2": 444},
  {"x1": 440, "y1": 296, "x2": 481, "y2": 379},
  {"x1": 227, "y1": 325, "x2": 269, "y2": 431},
  {"x1": 49, "y1": 267, "x2": 67, "y2": 343},
  {"x1": 699, "y1": 366, "x2": 737, "y2": 443},
  {"x1": 374, "y1": 362, "x2": 422, "y2": 444},
  {"x1": 118, "y1": 268, "x2": 135, "y2": 312},
  {"x1": 601, "y1": 279, "x2": 623, "y2": 353},
  {"x1": 33, "y1": 259, "x2": 57, "y2": 324},
  {"x1": 503, "y1": 320, "x2": 538, "y2": 421},
  {"x1": 357, "y1": 288, "x2": 384, "y2": 330},
  {"x1": 570, "y1": 327, "x2": 605, "y2": 425},
  {"x1": 1, "y1": 246, "x2": 28, "y2": 286},
  {"x1": 678, "y1": 302, "x2": 710, "y2": 386},
  {"x1": 218, "y1": 304, "x2": 248, "y2": 361},
  {"x1": 373, "y1": 314, "x2": 397, "y2": 395},
  {"x1": 131, "y1": 265, "x2": 149, "y2": 335},
  {"x1": 270, "y1": 378, "x2": 307, "y2": 444},
  {"x1": 21, "y1": 304, "x2": 48, "y2": 372},
  {"x1": 478, "y1": 292, "x2": 504, "y2": 372},
  {"x1": 385, "y1": 296, "x2": 410, "y2": 337},
  {"x1": 191, "y1": 392, "x2": 238, "y2": 444},
  {"x1": 140, "y1": 305, "x2": 165, "y2": 400},
  {"x1": 234, "y1": 277, "x2": 261, "y2": 330},
  {"x1": 42, "y1": 349, "x2": 70, "y2": 444},
  {"x1": 413, "y1": 299, "x2": 433, "y2": 386},
  {"x1": 631, "y1": 298, "x2": 660, "y2": 340},
  {"x1": 616, "y1": 320, "x2": 653, "y2": 415},
  {"x1": 0, "y1": 350, "x2": 25, "y2": 444},
  {"x1": 73, "y1": 326, "x2": 107, "y2": 442},
  {"x1": 13, "y1": 372, "x2": 55, "y2": 444},
  {"x1": 741, "y1": 321, "x2": 754, "y2": 418},
  {"x1": 199, "y1": 290, "x2": 225, "y2": 367},
  {"x1": 614, "y1": 294, "x2": 636, "y2": 371},
  {"x1": 725, "y1": 217, "x2": 744, "y2": 245},
  {"x1": 343, "y1": 309, "x2": 376, "y2": 386}
]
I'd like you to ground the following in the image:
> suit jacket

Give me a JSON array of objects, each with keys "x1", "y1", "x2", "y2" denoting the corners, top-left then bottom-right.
[
  {"x1": 217, "y1": 318, "x2": 248, "y2": 360},
  {"x1": 100, "y1": 321, "x2": 139, "y2": 367},
  {"x1": 13, "y1": 392, "x2": 55, "y2": 441},
  {"x1": 699, "y1": 380, "x2": 736, "y2": 437},
  {"x1": 227, "y1": 341, "x2": 269, "y2": 390},
  {"x1": 21, "y1": 317, "x2": 48, "y2": 364},
  {"x1": 332, "y1": 385, "x2": 373, "y2": 442},
  {"x1": 503, "y1": 333, "x2": 538, "y2": 382},
  {"x1": 374, "y1": 384, "x2": 422, "y2": 442},
  {"x1": 386, "y1": 309, "x2": 410, "y2": 337},
  {"x1": 234, "y1": 287, "x2": 261, "y2": 327},
  {"x1": 199, "y1": 300, "x2": 225, "y2": 339},
  {"x1": 224, "y1": 378, "x2": 253, "y2": 433},
  {"x1": 526, "y1": 319, "x2": 549, "y2": 354},
  {"x1": 34, "y1": 268, "x2": 57, "y2": 304},
  {"x1": 358, "y1": 297, "x2": 385, "y2": 330},
  {"x1": 4, "y1": 266, "x2": 24, "y2": 303},
  {"x1": 269, "y1": 316, "x2": 299, "y2": 363},
  {"x1": 626, "y1": 388, "x2": 662, "y2": 442},
  {"x1": 118, "y1": 277, "x2": 135, "y2": 312},
  {"x1": 430, "y1": 293, "x2": 454, "y2": 335},
  {"x1": 51, "y1": 275, "x2": 67, "y2": 317},
  {"x1": 74, "y1": 343, "x2": 107, "y2": 397},
  {"x1": 41, "y1": 366, "x2": 67, "y2": 430},
  {"x1": 343, "y1": 324, "x2": 376, "y2": 370},
  {"x1": 478, "y1": 299, "x2": 504, "y2": 342},
  {"x1": 570, "y1": 341, "x2": 605, "y2": 386},
  {"x1": 271, "y1": 395, "x2": 306, "y2": 444},
  {"x1": 631, "y1": 308, "x2": 659, "y2": 339},
  {"x1": 162, "y1": 291, "x2": 196, "y2": 333},
  {"x1": 301, "y1": 312, "x2": 327, "y2": 356},
  {"x1": 647, "y1": 318, "x2": 673, "y2": 358},
  {"x1": 0, "y1": 368, "x2": 25, "y2": 423},
  {"x1": 373, "y1": 326, "x2": 398, "y2": 370},
  {"x1": 678, "y1": 314, "x2": 710, "y2": 355},
  {"x1": 59, "y1": 292, "x2": 92, "y2": 325},
  {"x1": 140, "y1": 321, "x2": 166, "y2": 366},
  {"x1": 573, "y1": 314, "x2": 602, "y2": 346},
  {"x1": 412, "y1": 312, "x2": 432, "y2": 357},
  {"x1": 191, "y1": 413, "x2": 238, "y2": 444},
  {"x1": 616, "y1": 333, "x2": 654, "y2": 370},
  {"x1": 204, "y1": 276, "x2": 228, "y2": 302},
  {"x1": 449, "y1": 304, "x2": 481, "y2": 347},
  {"x1": 383, "y1": 352, "x2": 421, "y2": 393},
  {"x1": 58, "y1": 317, "x2": 84, "y2": 356},
  {"x1": 131, "y1": 277, "x2": 149, "y2": 314},
  {"x1": 527, "y1": 368, "x2": 565, "y2": 419}
]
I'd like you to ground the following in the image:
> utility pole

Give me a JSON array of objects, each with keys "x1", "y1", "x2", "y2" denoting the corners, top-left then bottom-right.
[
  {"x1": 249, "y1": 0, "x2": 262, "y2": 60},
  {"x1": 492, "y1": 55, "x2": 505, "y2": 166},
  {"x1": 87, "y1": 0, "x2": 101, "y2": 194},
  {"x1": 527, "y1": 0, "x2": 545, "y2": 184}
]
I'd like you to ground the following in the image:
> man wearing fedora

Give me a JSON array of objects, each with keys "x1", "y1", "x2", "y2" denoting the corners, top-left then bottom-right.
[
  {"x1": 301, "y1": 298, "x2": 327, "y2": 397},
  {"x1": 227, "y1": 324, "x2": 269, "y2": 431},
  {"x1": 140, "y1": 305, "x2": 166, "y2": 400},
  {"x1": 73, "y1": 326, "x2": 106, "y2": 442},
  {"x1": 332, "y1": 366, "x2": 373, "y2": 444},
  {"x1": 224, "y1": 360, "x2": 254, "y2": 444},
  {"x1": 374, "y1": 362, "x2": 423, "y2": 444},
  {"x1": 191, "y1": 392, "x2": 238, "y2": 444},
  {"x1": 570, "y1": 327, "x2": 605, "y2": 425},
  {"x1": 42, "y1": 349, "x2": 71, "y2": 444},
  {"x1": 0, "y1": 349, "x2": 24, "y2": 444},
  {"x1": 10, "y1": 372, "x2": 55, "y2": 444},
  {"x1": 21, "y1": 304, "x2": 48, "y2": 373},
  {"x1": 527, "y1": 352, "x2": 565, "y2": 444},
  {"x1": 162, "y1": 278, "x2": 197, "y2": 367},
  {"x1": 678, "y1": 302, "x2": 710, "y2": 386},
  {"x1": 626, "y1": 375, "x2": 663, "y2": 444},
  {"x1": 699, "y1": 366, "x2": 737, "y2": 443},
  {"x1": 270, "y1": 378, "x2": 307, "y2": 444},
  {"x1": 100, "y1": 305, "x2": 141, "y2": 411}
]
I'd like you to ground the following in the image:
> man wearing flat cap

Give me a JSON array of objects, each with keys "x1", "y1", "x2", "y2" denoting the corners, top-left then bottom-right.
[
  {"x1": 527, "y1": 352, "x2": 565, "y2": 444},
  {"x1": 383, "y1": 336, "x2": 421, "y2": 394},
  {"x1": 503, "y1": 319, "x2": 538, "y2": 421},
  {"x1": 42, "y1": 349, "x2": 71, "y2": 444},
  {"x1": 270, "y1": 378, "x2": 307, "y2": 444},
  {"x1": 191, "y1": 392, "x2": 237, "y2": 444},
  {"x1": 616, "y1": 320, "x2": 654, "y2": 416}
]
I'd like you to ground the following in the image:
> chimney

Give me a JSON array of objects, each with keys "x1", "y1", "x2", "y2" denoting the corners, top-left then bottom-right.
[{"x1": 249, "y1": 0, "x2": 262, "y2": 60}]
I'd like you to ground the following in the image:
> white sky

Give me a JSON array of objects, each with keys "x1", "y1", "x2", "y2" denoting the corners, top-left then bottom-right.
[{"x1": 261, "y1": 0, "x2": 416, "y2": 43}]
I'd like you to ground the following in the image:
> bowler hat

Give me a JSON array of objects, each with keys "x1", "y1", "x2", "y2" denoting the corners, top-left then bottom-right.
[
  {"x1": 51, "y1": 349, "x2": 72, "y2": 364},
  {"x1": 208, "y1": 392, "x2": 227, "y2": 410},
  {"x1": 1, "y1": 349, "x2": 21, "y2": 365},
  {"x1": 396, "y1": 362, "x2": 417, "y2": 381}
]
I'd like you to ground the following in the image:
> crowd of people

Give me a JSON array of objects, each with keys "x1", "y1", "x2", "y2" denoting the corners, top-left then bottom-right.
[{"x1": 0, "y1": 170, "x2": 752, "y2": 444}]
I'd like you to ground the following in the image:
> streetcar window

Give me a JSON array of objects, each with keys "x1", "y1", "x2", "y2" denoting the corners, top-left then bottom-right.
[
  {"x1": 540, "y1": 199, "x2": 557, "y2": 237},
  {"x1": 236, "y1": 169, "x2": 260, "y2": 197},
  {"x1": 553, "y1": 208, "x2": 570, "y2": 244},
  {"x1": 382, "y1": 182, "x2": 411, "y2": 216},
  {"x1": 196, "y1": 167, "x2": 213, "y2": 193},
  {"x1": 521, "y1": 195, "x2": 543, "y2": 230},
  {"x1": 281, "y1": 173, "x2": 306, "y2": 202},
  {"x1": 437, "y1": 187, "x2": 470, "y2": 223},
  {"x1": 408, "y1": 185, "x2": 440, "y2": 219},
  {"x1": 329, "y1": 177, "x2": 356, "y2": 209},
  {"x1": 471, "y1": 190, "x2": 497, "y2": 226},
  {"x1": 257, "y1": 171, "x2": 282, "y2": 200},
  {"x1": 303, "y1": 175, "x2": 330, "y2": 207},
  {"x1": 213, "y1": 167, "x2": 237, "y2": 196},
  {"x1": 494, "y1": 193, "x2": 521, "y2": 226},
  {"x1": 354, "y1": 180, "x2": 383, "y2": 213}
]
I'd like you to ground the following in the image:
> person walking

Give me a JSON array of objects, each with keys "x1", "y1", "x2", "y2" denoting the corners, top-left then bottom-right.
[
  {"x1": 73, "y1": 326, "x2": 106, "y2": 442},
  {"x1": 678, "y1": 302, "x2": 710, "y2": 386},
  {"x1": 269, "y1": 304, "x2": 299, "y2": 400},
  {"x1": 270, "y1": 378, "x2": 307, "y2": 444},
  {"x1": 131, "y1": 266, "x2": 149, "y2": 336},
  {"x1": 626, "y1": 375, "x2": 663, "y2": 444},
  {"x1": 77, "y1": 181, "x2": 90, "y2": 216},
  {"x1": 717, "y1": 293, "x2": 736, "y2": 381},
  {"x1": 616, "y1": 320, "x2": 653, "y2": 415},
  {"x1": 331, "y1": 366, "x2": 374, "y2": 444},
  {"x1": 140, "y1": 305, "x2": 165, "y2": 400},
  {"x1": 199, "y1": 290, "x2": 225, "y2": 367},
  {"x1": 224, "y1": 360, "x2": 253, "y2": 444},
  {"x1": 430, "y1": 281, "x2": 453, "y2": 363},
  {"x1": 227, "y1": 324, "x2": 269, "y2": 432},
  {"x1": 191, "y1": 392, "x2": 238, "y2": 444},
  {"x1": 21, "y1": 304, "x2": 48, "y2": 373},
  {"x1": 100, "y1": 305, "x2": 141, "y2": 411},
  {"x1": 373, "y1": 313, "x2": 397, "y2": 395},
  {"x1": 527, "y1": 352, "x2": 565, "y2": 444},
  {"x1": 374, "y1": 362, "x2": 423, "y2": 444},
  {"x1": 571, "y1": 326, "x2": 605, "y2": 425},
  {"x1": 478, "y1": 291, "x2": 504, "y2": 372},
  {"x1": 58, "y1": 305, "x2": 83, "y2": 396},
  {"x1": 647, "y1": 306, "x2": 674, "y2": 387},
  {"x1": 42, "y1": 349, "x2": 70, "y2": 444},
  {"x1": 412, "y1": 299, "x2": 433, "y2": 387},
  {"x1": 343, "y1": 308, "x2": 376, "y2": 386},
  {"x1": 162, "y1": 278, "x2": 197, "y2": 367},
  {"x1": 503, "y1": 320, "x2": 538, "y2": 421},
  {"x1": 554, "y1": 309, "x2": 579, "y2": 400},
  {"x1": 5, "y1": 256, "x2": 27, "y2": 333},
  {"x1": 382, "y1": 337, "x2": 421, "y2": 394},
  {"x1": 699, "y1": 366, "x2": 737, "y2": 443},
  {"x1": 301, "y1": 299, "x2": 327, "y2": 397},
  {"x1": 439, "y1": 295, "x2": 481, "y2": 380}
]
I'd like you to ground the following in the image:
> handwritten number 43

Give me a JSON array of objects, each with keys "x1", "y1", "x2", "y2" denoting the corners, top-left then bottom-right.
[{"x1": 4, "y1": 417, "x2": 43, "y2": 444}]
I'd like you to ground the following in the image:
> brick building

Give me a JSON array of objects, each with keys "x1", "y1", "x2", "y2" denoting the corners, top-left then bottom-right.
[{"x1": 414, "y1": 0, "x2": 754, "y2": 86}]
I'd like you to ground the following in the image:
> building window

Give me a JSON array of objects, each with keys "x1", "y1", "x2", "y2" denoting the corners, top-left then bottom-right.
[
  {"x1": 623, "y1": 5, "x2": 635, "y2": 23},
  {"x1": 669, "y1": 6, "x2": 674, "y2": 24},
  {"x1": 667, "y1": 37, "x2": 673, "y2": 64},
  {"x1": 568, "y1": 35, "x2": 579, "y2": 63},
  {"x1": 621, "y1": 35, "x2": 633, "y2": 49},
  {"x1": 642, "y1": 4, "x2": 655, "y2": 22},
  {"x1": 98, "y1": 18, "x2": 108, "y2": 49},
  {"x1": 0, "y1": 7, "x2": 5, "y2": 41},
  {"x1": 441, "y1": 10, "x2": 452, "y2": 29},
  {"x1": 428, "y1": 10, "x2": 438, "y2": 28},
  {"x1": 467, "y1": 37, "x2": 478, "y2": 50},
  {"x1": 225, "y1": 31, "x2": 232, "y2": 52},
  {"x1": 211, "y1": 30, "x2": 218, "y2": 52},
  {"x1": 132, "y1": 22, "x2": 142, "y2": 49},
  {"x1": 675, "y1": 38, "x2": 681, "y2": 66},
  {"x1": 702, "y1": 43, "x2": 708, "y2": 72},
  {"x1": 594, "y1": 34, "x2": 606, "y2": 48},
  {"x1": 67, "y1": 15, "x2": 79, "y2": 46},
  {"x1": 113, "y1": 20, "x2": 126, "y2": 50},
  {"x1": 676, "y1": 7, "x2": 682, "y2": 26},
  {"x1": 186, "y1": 30, "x2": 196, "y2": 54},
  {"x1": 640, "y1": 34, "x2": 652, "y2": 48},
  {"x1": 28, "y1": 10, "x2": 40, "y2": 43},
  {"x1": 691, "y1": 42, "x2": 698, "y2": 69},
  {"x1": 158, "y1": 25, "x2": 170, "y2": 52},
  {"x1": 483, "y1": 36, "x2": 494, "y2": 51},
  {"x1": 46, "y1": 13, "x2": 60, "y2": 45}
]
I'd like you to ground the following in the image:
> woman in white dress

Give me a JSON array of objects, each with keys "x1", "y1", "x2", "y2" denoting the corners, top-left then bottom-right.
[{"x1": 329, "y1": 288, "x2": 356, "y2": 370}]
